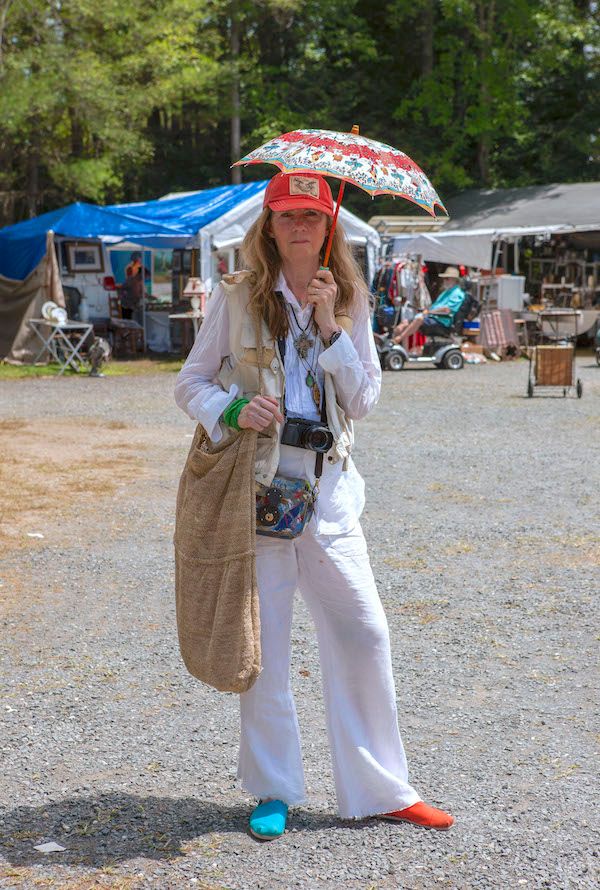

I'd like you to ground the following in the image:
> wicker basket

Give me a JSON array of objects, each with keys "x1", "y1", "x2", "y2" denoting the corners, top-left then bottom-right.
[{"x1": 535, "y1": 345, "x2": 574, "y2": 386}]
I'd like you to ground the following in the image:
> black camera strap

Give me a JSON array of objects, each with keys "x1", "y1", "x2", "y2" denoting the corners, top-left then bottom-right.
[
  {"x1": 314, "y1": 388, "x2": 327, "y2": 481},
  {"x1": 277, "y1": 334, "x2": 286, "y2": 364}
]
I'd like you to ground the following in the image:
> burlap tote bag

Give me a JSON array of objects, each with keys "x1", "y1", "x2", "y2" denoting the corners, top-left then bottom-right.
[{"x1": 174, "y1": 424, "x2": 261, "y2": 693}]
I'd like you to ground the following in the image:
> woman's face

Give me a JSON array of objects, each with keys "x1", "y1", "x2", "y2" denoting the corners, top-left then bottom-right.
[{"x1": 268, "y1": 209, "x2": 329, "y2": 264}]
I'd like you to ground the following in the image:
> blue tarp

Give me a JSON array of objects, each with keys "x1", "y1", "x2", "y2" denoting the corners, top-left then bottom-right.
[
  {"x1": 109, "y1": 181, "x2": 268, "y2": 231},
  {"x1": 0, "y1": 181, "x2": 269, "y2": 281}
]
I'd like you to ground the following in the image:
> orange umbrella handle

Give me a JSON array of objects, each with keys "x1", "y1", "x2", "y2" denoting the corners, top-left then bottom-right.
[
  {"x1": 322, "y1": 125, "x2": 359, "y2": 269},
  {"x1": 322, "y1": 180, "x2": 345, "y2": 269}
]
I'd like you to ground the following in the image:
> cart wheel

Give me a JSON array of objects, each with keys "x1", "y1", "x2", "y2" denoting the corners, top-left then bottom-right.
[
  {"x1": 386, "y1": 352, "x2": 405, "y2": 371},
  {"x1": 527, "y1": 379, "x2": 534, "y2": 398},
  {"x1": 576, "y1": 379, "x2": 583, "y2": 399},
  {"x1": 596, "y1": 351, "x2": 600, "y2": 367}
]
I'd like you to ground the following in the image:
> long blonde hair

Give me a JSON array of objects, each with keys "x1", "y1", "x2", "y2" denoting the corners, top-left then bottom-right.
[{"x1": 241, "y1": 208, "x2": 369, "y2": 339}]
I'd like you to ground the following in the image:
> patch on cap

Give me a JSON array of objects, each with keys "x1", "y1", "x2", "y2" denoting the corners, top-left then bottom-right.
[{"x1": 289, "y1": 176, "x2": 320, "y2": 198}]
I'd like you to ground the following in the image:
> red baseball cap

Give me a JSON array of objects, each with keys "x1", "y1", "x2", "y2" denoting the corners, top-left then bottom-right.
[{"x1": 263, "y1": 172, "x2": 334, "y2": 217}]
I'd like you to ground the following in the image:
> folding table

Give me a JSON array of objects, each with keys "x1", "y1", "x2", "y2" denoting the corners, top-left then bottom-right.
[
  {"x1": 28, "y1": 319, "x2": 94, "y2": 375},
  {"x1": 168, "y1": 311, "x2": 203, "y2": 354}
]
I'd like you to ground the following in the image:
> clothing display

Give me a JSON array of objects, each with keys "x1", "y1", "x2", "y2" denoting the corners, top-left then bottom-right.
[
  {"x1": 371, "y1": 257, "x2": 427, "y2": 310},
  {"x1": 371, "y1": 257, "x2": 431, "y2": 336}
]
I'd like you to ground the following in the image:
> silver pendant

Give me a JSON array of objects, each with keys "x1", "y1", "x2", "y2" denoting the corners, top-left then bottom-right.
[{"x1": 294, "y1": 331, "x2": 314, "y2": 360}]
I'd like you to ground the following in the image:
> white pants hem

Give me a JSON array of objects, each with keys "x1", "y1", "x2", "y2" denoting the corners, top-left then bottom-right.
[
  {"x1": 236, "y1": 775, "x2": 307, "y2": 807},
  {"x1": 337, "y1": 790, "x2": 422, "y2": 820}
]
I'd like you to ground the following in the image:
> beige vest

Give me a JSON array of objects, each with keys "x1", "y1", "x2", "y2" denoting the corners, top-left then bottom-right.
[{"x1": 216, "y1": 271, "x2": 354, "y2": 486}]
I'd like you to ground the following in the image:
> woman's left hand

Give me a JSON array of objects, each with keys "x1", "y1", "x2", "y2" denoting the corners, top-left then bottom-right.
[{"x1": 307, "y1": 269, "x2": 339, "y2": 341}]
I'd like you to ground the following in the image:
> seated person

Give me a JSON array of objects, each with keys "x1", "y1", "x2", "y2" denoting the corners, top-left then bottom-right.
[{"x1": 393, "y1": 267, "x2": 466, "y2": 349}]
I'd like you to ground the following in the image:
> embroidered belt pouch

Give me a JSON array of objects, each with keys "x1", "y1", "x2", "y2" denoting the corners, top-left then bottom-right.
[{"x1": 255, "y1": 475, "x2": 316, "y2": 539}]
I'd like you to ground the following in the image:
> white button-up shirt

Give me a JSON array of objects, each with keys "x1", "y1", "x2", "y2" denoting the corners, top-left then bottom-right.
[{"x1": 174, "y1": 272, "x2": 381, "y2": 534}]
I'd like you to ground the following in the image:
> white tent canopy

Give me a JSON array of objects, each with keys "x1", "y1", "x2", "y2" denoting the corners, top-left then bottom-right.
[
  {"x1": 390, "y1": 230, "x2": 494, "y2": 269},
  {"x1": 390, "y1": 222, "x2": 600, "y2": 270}
]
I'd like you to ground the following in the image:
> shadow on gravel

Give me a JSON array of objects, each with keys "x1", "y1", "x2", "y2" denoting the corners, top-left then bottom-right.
[{"x1": 0, "y1": 793, "x2": 361, "y2": 866}]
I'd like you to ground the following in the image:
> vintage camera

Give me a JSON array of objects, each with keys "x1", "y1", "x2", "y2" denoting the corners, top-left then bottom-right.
[{"x1": 281, "y1": 417, "x2": 333, "y2": 453}]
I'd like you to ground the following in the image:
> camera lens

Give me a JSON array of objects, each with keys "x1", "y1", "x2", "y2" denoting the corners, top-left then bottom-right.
[{"x1": 304, "y1": 426, "x2": 332, "y2": 453}]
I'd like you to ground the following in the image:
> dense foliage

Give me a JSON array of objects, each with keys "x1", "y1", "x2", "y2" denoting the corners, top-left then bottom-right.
[{"x1": 1, "y1": 0, "x2": 598, "y2": 224}]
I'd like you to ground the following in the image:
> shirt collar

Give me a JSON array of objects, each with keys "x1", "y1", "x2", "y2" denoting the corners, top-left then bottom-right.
[{"x1": 275, "y1": 271, "x2": 308, "y2": 312}]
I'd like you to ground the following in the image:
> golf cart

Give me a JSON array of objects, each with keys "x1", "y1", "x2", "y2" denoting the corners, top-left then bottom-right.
[{"x1": 375, "y1": 290, "x2": 479, "y2": 371}]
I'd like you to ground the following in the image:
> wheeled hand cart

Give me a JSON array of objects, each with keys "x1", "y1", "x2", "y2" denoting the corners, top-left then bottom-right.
[{"x1": 526, "y1": 309, "x2": 583, "y2": 398}]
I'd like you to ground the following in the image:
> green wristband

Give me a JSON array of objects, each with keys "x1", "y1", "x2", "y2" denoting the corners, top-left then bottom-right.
[{"x1": 222, "y1": 397, "x2": 250, "y2": 431}]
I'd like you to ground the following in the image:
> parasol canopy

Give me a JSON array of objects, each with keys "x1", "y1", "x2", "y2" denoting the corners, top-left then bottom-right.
[{"x1": 234, "y1": 127, "x2": 446, "y2": 217}]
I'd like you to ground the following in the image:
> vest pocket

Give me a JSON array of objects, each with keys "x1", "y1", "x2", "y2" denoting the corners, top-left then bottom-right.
[{"x1": 240, "y1": 322, "x2": 276, "y2": 368}]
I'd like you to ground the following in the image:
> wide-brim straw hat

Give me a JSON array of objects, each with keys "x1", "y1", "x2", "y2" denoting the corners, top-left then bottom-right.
[{"x1": 438, "y1": 266, "x2": 460, "y2": 278}]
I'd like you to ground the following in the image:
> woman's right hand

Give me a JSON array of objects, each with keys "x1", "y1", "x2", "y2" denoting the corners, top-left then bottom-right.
[{"x1": 238, "y1": 395, "x2": 283, "y2": 431}]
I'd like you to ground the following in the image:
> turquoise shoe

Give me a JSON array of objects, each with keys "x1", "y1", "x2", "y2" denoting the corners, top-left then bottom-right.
[{"x1": 248, "y1": 799, "x2": 288, "y2": 840}]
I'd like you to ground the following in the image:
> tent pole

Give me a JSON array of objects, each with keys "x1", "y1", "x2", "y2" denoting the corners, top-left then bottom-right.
[
  {"x1": 484, "y1": 240, "x2": 500, "y2": 309},
  {"x1": 491, "y1": 240, "x2": 499, "y2": 276},
  {"x1": 142, "y1": 249, "x2": 148, "y2": 349}
]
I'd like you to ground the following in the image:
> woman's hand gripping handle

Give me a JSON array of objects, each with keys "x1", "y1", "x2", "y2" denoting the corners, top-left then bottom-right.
[
  {"x1": 307, "y1": 268, "x2": 340, "y2": 342},
  {"x1": 238, "y1": 396, "x2": 284, "y2": 432}
]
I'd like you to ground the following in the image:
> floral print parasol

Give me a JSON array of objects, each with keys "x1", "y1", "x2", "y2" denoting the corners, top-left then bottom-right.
[{"x1": 234, "y1": 127, "x2": 446, "y2": 217}]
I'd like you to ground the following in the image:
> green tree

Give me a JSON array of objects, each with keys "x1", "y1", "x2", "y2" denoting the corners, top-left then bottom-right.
[
  {"x1": 0, "y1": 0, "x2": 225, "y2": 218},
  {"x1": 498, "y1": 0, "x2": 600, "y2": 184},
  {"x1": 381, "y1": 0, "x2": 599, "y2": 192},
  {"x1": 1, "y1": 0, "x2": 598, "y2": 225}
]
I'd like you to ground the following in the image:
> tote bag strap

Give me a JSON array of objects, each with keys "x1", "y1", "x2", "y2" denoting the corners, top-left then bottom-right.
[{"x1": 253, "y1": 313, "x2": 266, "y2": 397}]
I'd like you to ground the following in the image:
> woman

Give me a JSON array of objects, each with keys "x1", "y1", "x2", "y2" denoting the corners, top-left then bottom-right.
[{"x1": 174, "y1": 172, "x2": 454, "y2": 839}]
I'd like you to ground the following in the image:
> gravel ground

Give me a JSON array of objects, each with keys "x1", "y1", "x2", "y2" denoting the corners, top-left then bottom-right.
[{"x1": 1, "y1": 357, "x2": 599, "y2": 890}]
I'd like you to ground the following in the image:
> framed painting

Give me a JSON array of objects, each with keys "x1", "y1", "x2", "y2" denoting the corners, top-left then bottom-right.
[{"x1": 64, "y1": 241, "x2": 104, "y2": 273}]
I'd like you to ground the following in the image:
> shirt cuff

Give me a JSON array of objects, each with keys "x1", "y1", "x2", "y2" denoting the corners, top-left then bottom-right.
[
  {"x1": 317, "y1": 329, "x2": 358, "y2": 372},
  {"x1": 187, "y1": 384, "x2": 239, "y2": 442}
]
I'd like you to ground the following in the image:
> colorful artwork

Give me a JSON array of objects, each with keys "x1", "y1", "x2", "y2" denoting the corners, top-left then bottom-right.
[
  {"x1": 153, "y1": 248, "x2": 174, "y2": 300},
  {"x1": 110, "y1": 249, "x2": 152, "y2": 294}
]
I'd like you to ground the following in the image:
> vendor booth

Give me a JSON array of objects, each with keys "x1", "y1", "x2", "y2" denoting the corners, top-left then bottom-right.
[
  {"x1": 0, "y1": 203, "x2": 188, "y2": 363},
  {"x1": 1, "y1": 183, "x2": 380, "y2": 361},
  {"x1": 386, "y1": 182, "x2": 600, "y2": 333}
]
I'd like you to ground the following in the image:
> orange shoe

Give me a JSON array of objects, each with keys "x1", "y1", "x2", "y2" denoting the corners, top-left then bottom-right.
[{"x1": 379, "y1": 801, "x2": 455, "y2": 831}]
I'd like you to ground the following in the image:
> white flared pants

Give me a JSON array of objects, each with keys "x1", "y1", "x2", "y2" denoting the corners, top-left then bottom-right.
[{"x1": 237, "y1": 520, "x2": 420, "y2": 819}]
